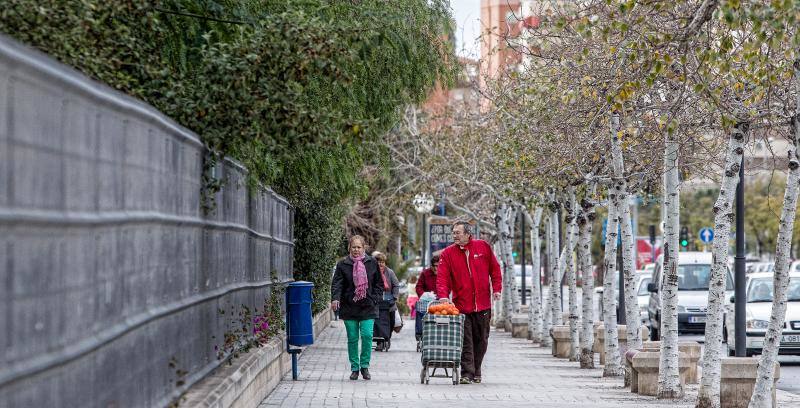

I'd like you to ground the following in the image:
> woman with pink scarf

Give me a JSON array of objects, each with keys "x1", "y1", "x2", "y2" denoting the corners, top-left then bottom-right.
[{"x1": 331, "y1": 235, "x2": 382, "y2": 380}]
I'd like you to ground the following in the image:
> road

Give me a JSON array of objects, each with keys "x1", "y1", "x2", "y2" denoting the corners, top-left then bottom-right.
[
  {"x1": 528, "y1": 288, "x2": 800, "y2": 396},
  {"x1": 679, "y1": 333, "x2": 800, "y2": 395}
]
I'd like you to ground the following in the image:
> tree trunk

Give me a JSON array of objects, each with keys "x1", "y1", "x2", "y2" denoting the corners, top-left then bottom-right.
[
  {"x1": 658, "y1": 135, "x2": 684, "y2": 398},
  {"x1": 560, "y1": 189, "x2": 581, "y2": 361},
  {"x1": 749, "y1": 95, "x2": 800, "y2": 408},
  {"x1": 697, "y1": 122, "x2": 748, "y2": 408},
  {"x1": 609, "y1": 112, "x2": 642, "y2": 351},
  {"x1": 512, "y1": 206, "x2": 522, "y2": 315},
  {"x1": 541, "y1": 212, "x2": 554, "y2": 348},
  {"x1": 495, "y1": 203, "x2": 510, "y2": 328},
  {"x1": 505, "y1": 204, "x2": 518, "y2": 323},
  {"x1": 550, "y1": 195, "x2": 563, "y2": 326},
  {"x1": 529, "y1": 206, "x2": 544, "y2": 343},
  {"x1": 603, "y1": 196, "x2": 624, "y2": 377},
  {"x1": 579, "y1": 190, "x2": 597, "y2": 368}
]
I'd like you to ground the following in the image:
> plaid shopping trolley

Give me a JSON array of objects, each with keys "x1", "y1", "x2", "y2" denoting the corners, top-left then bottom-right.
[{"x1": 420, "y1": 300, "x2": 464, "y2": 385}]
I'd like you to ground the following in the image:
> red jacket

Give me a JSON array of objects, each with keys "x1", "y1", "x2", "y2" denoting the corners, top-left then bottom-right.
[
  {"x1": 416, "y1": 268, "x2": 437, "y2": 297},
  {"x1": 436, "y1": 238, "x2": 502, "y2": 314}
]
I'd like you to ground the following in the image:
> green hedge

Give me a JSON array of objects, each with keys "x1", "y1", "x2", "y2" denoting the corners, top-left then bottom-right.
[{"x1": 0, "y1": 0, "x2": 454, "y2": 312}]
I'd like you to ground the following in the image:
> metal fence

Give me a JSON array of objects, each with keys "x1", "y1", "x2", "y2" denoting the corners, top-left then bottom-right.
[{"x1": 0, "y1": 35, "x2": 294, "y2": 407}]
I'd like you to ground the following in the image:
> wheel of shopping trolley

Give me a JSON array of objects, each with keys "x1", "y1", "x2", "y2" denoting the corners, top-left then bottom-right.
[
  {"x1": 420, "y1": 367, "x2": 426, "y2": 384},
  {"x1": 452, "y1": 366, "x2": 459, "y2": 385}
]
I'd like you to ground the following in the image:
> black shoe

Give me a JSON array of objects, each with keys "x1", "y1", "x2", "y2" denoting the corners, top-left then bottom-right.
[
  {"x1": 473, "y1": 376, "x2": 482, "y2": 384},
  {"x1": 350, "y1": 371, "x2": 359, "y2": 380},
  {"x1": 459, "y1": 377, "x2": 472, "y2": 384},
  {"x1": 360, "y1": 368, "x2": 371, "y2": 380}
]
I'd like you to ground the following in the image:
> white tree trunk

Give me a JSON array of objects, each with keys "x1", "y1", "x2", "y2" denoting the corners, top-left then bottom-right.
[
  {"x1": 506, "y1": 205, "x2": 518, "y2": 320},
  {"x1": 541, "y1": 212, "x2": 554, "y2": 347},
  {"x1": 495, "y1": 204, "x2": 510, "y2": 327},
  {"x1": 498, "y1": 202, "x2": 518, "y2": 329},
  {"x1": 697, "y1": 122, "x2": 748, "y2": 408},
  {"x1": 512, "y1": 205, "x2": 522, "y2": 315},
  {"x1": 529, "y1": 207, "x2": 544, "y2": 343},
  {"x1": 603, "y1": 197, "x2": 624, "y2": 377},
  {"x1": 579, "y1": 192, "x2": 596, "y2": 368},
  {"x1": 749, "y1": 106, "x2": 800, "y2": 408},
  {"x1": 609, "y1": 112, "x2": 642, "y2": 351},
  {"x1": 550, "y1": 198, "x2": 563, "y2": 326},
  {"x1": 560, "y1": 189, "x2": 581, "y2": 361},
  {"x1": 658, "y1": 135, "x2": 683, "y2": 398}
]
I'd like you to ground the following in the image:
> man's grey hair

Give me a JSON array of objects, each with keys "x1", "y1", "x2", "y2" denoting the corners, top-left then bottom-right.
[{"x1": 452, "y1": 220, "x2": 473, "y2": 236}]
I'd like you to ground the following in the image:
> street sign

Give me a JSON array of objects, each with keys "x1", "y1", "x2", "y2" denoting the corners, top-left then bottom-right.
[
  {"x1": 429, "y1": 217, "x2": 476, "y2": 256},
  {"x1": 429, "y1": 217, "x2": 454, "y2": 256},
  {"x1": 699, "y1": 227, "x2": 714, "y2": 243}
]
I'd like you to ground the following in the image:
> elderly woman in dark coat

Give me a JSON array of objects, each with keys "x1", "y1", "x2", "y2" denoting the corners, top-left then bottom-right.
[
  {"x1": 371, "y1": 251, "x2": 400, "y2": 350},
  {"x1": 331, "y1": 235, "x2": 383, "y2": 380}
]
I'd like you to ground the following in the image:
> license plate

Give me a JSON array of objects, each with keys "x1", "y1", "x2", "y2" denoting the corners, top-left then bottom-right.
[
  {"x1": 781, "y1": 335, "x2": 800, "y2": 343},
  {"x1": 689, "y1": 316, "x2": 707, "y2": 323}
]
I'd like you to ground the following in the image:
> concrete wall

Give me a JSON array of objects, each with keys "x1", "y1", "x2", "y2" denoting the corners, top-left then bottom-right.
[{"x1": 0, "y1": 35, "x2": 294, "y2": 407}]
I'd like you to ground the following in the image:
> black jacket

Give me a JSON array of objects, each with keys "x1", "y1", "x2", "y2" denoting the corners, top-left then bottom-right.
[{"x1": 331, "y1": 255, "x2": 382, "y2": 320}]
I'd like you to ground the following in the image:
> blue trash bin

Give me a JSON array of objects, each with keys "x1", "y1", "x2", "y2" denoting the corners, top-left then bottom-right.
[{"x1": 286, "y1": 281, "x2": 315, "y2": 347}]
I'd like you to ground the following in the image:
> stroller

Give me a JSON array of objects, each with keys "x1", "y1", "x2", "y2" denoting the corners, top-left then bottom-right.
[{"x1": 373, "y1": 299, "x2": 394, "y2": 352}]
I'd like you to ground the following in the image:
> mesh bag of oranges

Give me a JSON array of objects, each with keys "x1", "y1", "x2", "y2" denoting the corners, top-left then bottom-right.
[{"x1": 426, "y1": 302, "x2": 460, "y2": 316}]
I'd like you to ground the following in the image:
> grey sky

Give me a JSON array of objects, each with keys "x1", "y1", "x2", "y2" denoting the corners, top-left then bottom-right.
[{"x1": 450, "y1": 0, "x2": 481, "y2": 59}]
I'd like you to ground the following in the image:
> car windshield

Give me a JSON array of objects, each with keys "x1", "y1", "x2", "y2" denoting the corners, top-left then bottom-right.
[
  {"x1": 676, "y1": 264, "x2": 722, "y2": 290},
  {"x1": 638, "y1": 277, "x2": 652, "y2": 295},
  {"x1": 747, "y1": 278, "x2": 800, "y2": 302}
]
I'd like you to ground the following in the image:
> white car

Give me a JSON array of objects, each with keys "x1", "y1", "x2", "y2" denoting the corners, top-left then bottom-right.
[
  {"x1": 725, "y1": 271, "x2": 800, "y2": 356},
  {"x1": 637, "y1": 273, "x2": 653, "y2": 324},
  {"x1": 514, "y1": 265, "x2": 535, "y2": 301},
  {"x1": 647, "y1": 252, "x2": 734, "y2": 339}
]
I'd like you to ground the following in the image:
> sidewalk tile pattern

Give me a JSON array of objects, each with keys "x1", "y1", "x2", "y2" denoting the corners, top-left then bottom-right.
[{"x1": 259, "y1": 319, "x2": 800, "y2": 408}]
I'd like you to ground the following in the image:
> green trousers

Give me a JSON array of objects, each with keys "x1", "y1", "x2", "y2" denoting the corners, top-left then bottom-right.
[{"x1": 343, "y1": 319, "x2": 374, "y2": 371}]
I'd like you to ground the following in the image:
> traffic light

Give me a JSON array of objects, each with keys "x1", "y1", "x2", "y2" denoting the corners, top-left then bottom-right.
[{"x1": 680, "y1": 226, "x2": 689, "y2": 248}]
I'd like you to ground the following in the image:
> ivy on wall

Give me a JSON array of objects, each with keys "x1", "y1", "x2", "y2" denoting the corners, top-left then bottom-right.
[{"x1": 1, "y1": 0, "x2": 455, "y2": 312}]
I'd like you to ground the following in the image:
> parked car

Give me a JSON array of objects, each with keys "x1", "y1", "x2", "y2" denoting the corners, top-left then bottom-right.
[
  {"x1": 647, "y1": 252, "x2": 734, "y2": 340},
  {"x1": 724, "y1": 271, "x2": 800, "y2": 356},
  {"x1": 514, "y1": 265, "x2": 535, "y2": 300},
  {"x1": 637, "y1": 273, "x2": 653, "y2": 324},
  {"x1": 750, "y1": 262, "x2": 774, "y2": 274}
]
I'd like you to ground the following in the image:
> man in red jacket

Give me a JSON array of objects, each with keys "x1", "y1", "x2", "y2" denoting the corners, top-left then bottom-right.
[{"x1": 437, "y1": 221, "x2": 502, "y2": 384}]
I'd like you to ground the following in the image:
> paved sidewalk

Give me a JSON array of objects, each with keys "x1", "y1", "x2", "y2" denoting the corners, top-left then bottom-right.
[{"x1": 259, "y1": 319, "x2": 800, "y2": 408}]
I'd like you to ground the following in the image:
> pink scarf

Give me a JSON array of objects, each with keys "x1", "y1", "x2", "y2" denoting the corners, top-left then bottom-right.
[{"x1": 351, "y1": 255, "x2": 368, "y2": 301}]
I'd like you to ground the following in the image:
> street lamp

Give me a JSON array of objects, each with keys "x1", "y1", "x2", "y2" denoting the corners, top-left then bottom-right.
[{"x1": 413, "y1": 193, "x2": 436, "y2": 266}]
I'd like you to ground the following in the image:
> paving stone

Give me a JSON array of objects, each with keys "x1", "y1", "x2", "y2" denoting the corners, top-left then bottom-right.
[{"x1": 259, "y1": 319, "x2": 800, "y2": 407}]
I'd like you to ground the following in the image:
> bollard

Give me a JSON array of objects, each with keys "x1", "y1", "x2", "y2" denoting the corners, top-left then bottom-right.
[
  {"x1": 594, "y1": 325, "x2": 648, "y2": 365},
  {"x1": 720, "y1": 358, "x2": 780, "y2": 408},
  {"x1": 630, "y1": 351, "x2": 691, "y2": 396},
  {"x1": 550, "y1": 325, "x2": 571, "y2": 358},
  {"x1": 511, "y1": 314, "x2": 529, "y2": 338}
]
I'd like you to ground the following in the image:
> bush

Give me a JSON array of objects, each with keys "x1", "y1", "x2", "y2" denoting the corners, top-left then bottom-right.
[{"x1": 0, "y1": 0, "x2": 455, "y2": 313}]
